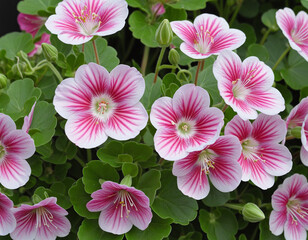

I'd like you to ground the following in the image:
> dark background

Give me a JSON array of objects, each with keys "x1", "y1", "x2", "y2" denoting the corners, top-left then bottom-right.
[{"x1": 1, "y1": 0, "x2": 20, "y2": 36}]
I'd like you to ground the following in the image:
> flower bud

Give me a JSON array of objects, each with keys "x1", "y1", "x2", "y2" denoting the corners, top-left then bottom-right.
[
  {"x1": 42, "y1": 43, "x2": 58, "y2": 62},
  {"x1": 242, "y1": 203, "x2": 265, "y2": 223},
  {"x1": 155, "y1": 19, "x2": 173, "y2": 47},
  {"x1": 0, "y1": 74, "x2": 7, "y2": 89},
  {"x1": 291, "y1": 126, "x2": 302, "y2": 139},
  {"x1": 151, "y1": 3, "x2": 165, "y2": 16},
  {"x1": 168, "y1": 48, "x2": 180, "y2": 65}
]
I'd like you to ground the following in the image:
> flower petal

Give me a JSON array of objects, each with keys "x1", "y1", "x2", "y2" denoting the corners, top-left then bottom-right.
[
  {"x1": 172, "y1": 151, "x2": 199, "y2": 177},
  {"x1": 18, "y1": 13, "x2": 45, "y2": 37},
  {"x1": 286, "y1": 97, "x2": 308, "y2": 128},
  {"x1": 170, "y1": 20, "x2": 196, "y2": 46},
  {"x1": 193, "y1": 13, "x2": 229, "y2": 36},
  {"x1": 180, "y1": 42, "x2": 210, "y2": 59},
  {"x1": 272, "y1": 187, "x2": 289, "y2": 211},
  {"x1": 300, "y1": 146, "x2": 308, "y2": 166},
  {"x1": 249, "y1": 159, "x2": 275, "y2": 189},
  {"x1": 276, "y1": 8, "x2": 296, "y2": 46},
  {"x1": 225, "y1": 115, "x2": 253, "y2": 141},
  {"x1": 238, "y1": 154, "x2": 251, "y2": 181},
  {"x1": 269, "y1": 210, "x2": 287, "y2": 236},
  {"x1": 281, "y1": 174, "x2": 307, "y2": 198},
  {"x1": 301, "y1": 115, "x2": 308, "y2": 151},
  {"x1": 284, "y1": 214, "x2": 307, "y2": 240},
  {"x1": 0, "y1": 193, "x2": 16, "y2": 236},
  {"x1": 10, "y1": 209, "x2": 37, "y2": 240},
  {"x1": 0, "y1": 113, "x2": 16, "y2": 137},
  {"x1": 128, "y1": 205, "x2": 152, "y2": 231},
  {"x1": 22, "y1": 101, "x2": 36, "y2": 133}
]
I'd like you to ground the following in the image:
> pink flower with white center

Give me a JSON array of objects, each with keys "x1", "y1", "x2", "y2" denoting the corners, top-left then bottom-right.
[
  {"x1": 0, "y1": 113, "x2": 35, "y2": 189},
  {"x1": 53, "y1": 63, "x2": 148, "y2": 148},
  {"x1": 269, "y1": 174, "x2": 308, "y2": 240},
  {"x1": 45, "y1": 0, "x2": 128, "y2": 45},
  {"x1": 213, "y1": 50, "x2": 285, "y2": 120},
  {"x1": 10, "y1": 197, "x2": 71, "y2": 240},
  {"x1": 276, "y1": 8, "x2": 308, "y2": 61},
  {"x1": 150, "y1": 84, "x2": 224, "y2": 161},
  {"x1": 300, "y1": 115, "x2": 308, "y2": 166},
  {"x1": 225, "y1": 114, "x2": 292, "y2": 190},
  {"x1": 151, "y1": 3, "x2": 165, "y2": 16},
  {"x1": 0, "y1": 193, "x2": 16, "y2": 236},
  {"x1": 22, "y1": 102, "x2": 36, "y2": 133},
  {"x1": 86, "y1": 181, "x2": 152, "y2": 235},
  {"x1": 28, "y1": 33, "x2": 51, "y2": 57},
  {"x1": 172, "y1": 135, "x2": 242, "y2": 200},
  {"x1": 170, "y1": 13, "x2": 246, "y2": 59}
]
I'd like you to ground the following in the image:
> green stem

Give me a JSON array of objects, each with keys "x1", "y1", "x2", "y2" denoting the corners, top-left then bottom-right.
[
  {"x1": 272, "y1": 46, "x2": 291, "y2": 71},
  {"x1": 229, "y1": 0, "x2": 243, "y2": 27},
  {"x1": 87, "y1": 149, "x2": 92, "y2": 162},
  {"x1": 194, "y1": 61, "x2": 201, "y2": 85},
  {"x1": 141, "y1": 46, "x2": 150, "y2": 76},
  {"x1": 159, "y1": 64, "x2": 177, "y2": 70},
  {"x1": 222, "y1": 103, "x2": 229, "y2": 112},
  {"x1": 154, "y1": 47, "x2": 166, "y2": 83},
  {"x1": 75, "y1": 155, "x2": 86, "y2": 167},
  {"x1": 46, "y1": 62, "x2": 63, "y2": 83},
  {"x1": 260, "y1": 28, "x2": 272, "y2": 45},
  {"x1": 92, "y1": 40, "x2": 100, "y2": 65},
  {"x1": 224, "y1": 203, "x2": 244, "y2": 211}
]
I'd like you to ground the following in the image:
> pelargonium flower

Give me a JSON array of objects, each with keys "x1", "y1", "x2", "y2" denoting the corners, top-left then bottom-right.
[
  {"x1": 276, "y1": 8, "x2": 308, "y2": 61},
  {"x1": 172, "y1": 135, "x2": 242, "y2": 200},
  {"x1": 45, "y1": 0, "x2": 128, "y2": 45},
  {"x1": 0, "y1": 193, "x2": 16, "y2": 236},
  {"x1": 225, "y1": 114, "x2": 292, "y2": 190},
  {"x1": 22, "y1": 102, "x2": 36, "y2": 133},
  {"x1": 86, "y1": 181, "x2": 152, "y2": 235},
  {"x1": 10, "y1": 197, "x2": 71, "y2": 240},
  {"x1": 0, "y1": 113, "x2": 35, "y2": 189},
  {"x1": 150, "y1": 84, "x2": 224, "y2": 161},
  {"x1": 269, "y1": 174, "x2": 308, "y2": 240},
  {"x1": 170, "y1": 13, "x2": 246, "y2": 59},
  {"x1": 300, "y1": 115, "x2": 308, "y2": 166},
  {"x1": 213, "y1": 50, "x2": 285, "y2": 120},
  {"x1": 53, "y1": 63, "x2": 148, "y2": 148}
]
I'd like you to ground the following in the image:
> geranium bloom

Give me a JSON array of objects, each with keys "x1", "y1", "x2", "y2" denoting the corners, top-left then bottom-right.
[
  {"x1": 87, "y1": 181, "x2": 152, "y2": 235},
  {"x1": 45, "y1": 0, "x2": 128, "y2": 45},
  {"x1": 213, "y1": 50, "x2": 285, "y2": 120},
  {"x1": 10, "y1": 197, "x2": 71, "y2": 240},
  {"x1": 22, "y1": 102, "x2": 36, "y2": 133},
  {"x1": 0, "y1": 113, "x2": 35, "y2": 189},
  {"x1": 17, "y1": 13, "x2": 50, "y2": 57},
  {"x1": 225, "y1": 114, "x2": 292, "y2": 190},
  {"x1": 53, "y1": 63, "x2": 148, "y2": 148},
  {"x1": 269, "y1": 174, "x2": 308, "y2": 240},
  {"x1": 150, "y1": 84, "x2": 224, "y2": 161},
  {"x1": 170, "y1": 13, "x2": 246, "y2": 59},
  {"x1": 0, "y1": 193, "x2": 16, "y2": 236},
  {"x1": 300, "y1": 115, "x2": 308, "y2": 166},
  {"x1": 172, "y1": 135, "x2": 242, "y2": 200},
  {"x1": 276, "y1": 8, "x2": 308, "y2": 61}
]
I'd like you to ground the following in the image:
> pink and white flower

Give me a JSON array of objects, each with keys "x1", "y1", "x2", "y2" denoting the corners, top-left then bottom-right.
[
  {"x1": 53, "y1": 63, "x2": 148, "y2": 148},
  {"x1": 0, "y1": 193, "x2": 16, "y2": 236},
  {"x1": 276, "y1": 8, "x2": 308, "y2": 61},
  {"x1": 150, "y1": 84, "x2": 224, "y2": 161},
  {"x1": 225, "y1": 114, "x2": 292, "y2": 190},
  {"x1": 151, "y1": 3, "x2": 165, "y2": 17},
  {"x1": 172, "y1": 135, "x2": 242, "y2": 200},
  {"x1": 87, "y1": 181, "x2": 152, "y2": 235},
  {"x1": 10, "y1": 197, "x2": 71, "y2": 240},
  {"x1": 269, "y1": 174, "x2": 308, "y2": 240},
  {"x1": 213, "y1": 50, "x2": 285, "y2": 120},
  {"x1": 45, "y1": 0, "x2": 128, "y2": 45},
  {"x1": 22, "y1": 102, "x2": 36, "y2": 133},
  {"x1": 170, "y1": 13, "x2": 246, "y2": 59},
  {"x1": 300, "y1": 115, "x2": 308, "y2": 166},
  {"x1": 0, "y1": 113, "x2": 35, "y2": 189},
  {"x1": 17, "y1": 13, "x2": 50, "y2": 57}
]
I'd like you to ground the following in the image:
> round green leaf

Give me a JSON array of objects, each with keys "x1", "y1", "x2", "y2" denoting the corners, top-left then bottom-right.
[
  {"x1": 167, "y1": 0, "x2": 207, "y2": 10},
  {"x1": 247, "y1": 44, "x2": 269, "y2": 62},
  {"x1": 152, "y1": 170, "x2": 198, "y2": 225},
  {"x1": 97, "y1": 141, "x2": 124, "y2": 167},
  {"x1": 122, "y1": 162, "x2": 138, "y2": 177},
  {"x1": 140, "y1": 73, "x2": 162, "y2": 110},
  {"x1": 301, "y1": 0, "x2": 308, "y2": 9},
  {"x1": 239, "y1": 0, "x2": 259, "y2": 18},
  {"x1": 123, "y1": 141, "x2": 154, "y2": 162},
  {"x1": 17, "y1": 0, "x2": 61, "y2": 15},
  {"x1": 261, "y1": 9, "x2": 279, "y2": 31},
  {"x1": 202, "y1": 185, "x2": 230, "y2": 207},
  {"x1": 300, "y1": 87, "x2": 308, "y2": 100},
  {"x1": 137, "y1": 169, "x2": 161, "y2": 205}
]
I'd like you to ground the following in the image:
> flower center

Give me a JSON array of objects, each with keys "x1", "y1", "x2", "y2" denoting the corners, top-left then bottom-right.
[
  {"x1": 73, "y1": 5, "x2": 101, "y2": 36},
  {"x1": 241, "y1": 138, "x2": 265, "y2": 163},
  {"x1": 0, "y1": 144, "x2": 6, "y2": 160},
  {"x1": 287, "y1": 199, "x2": 308, "y2": 225},
  {"x1": 175, "y1": 120, "x2": 195, "y2": 138},
  {"x1": 231, "y1": 69, "x2": 257, "y2": 100},
  {"x1": 291, "y1": 28, "x2": 308, "y2": 46},
  {"x1": 114, "y1": 190, "x2": 138, "y2": 218},
  {"x1": 36, "y1": 207, "x2": 57, "y2": 229},
  {"x1": 194, "y1": 26, "x2": 214, "y2": 54},
  {"x1": 91, "y1": 95, "x2": 115, "y2": 122},
  {"x1": 198, "y1": 149, "x2": 217, "y2": 175}
]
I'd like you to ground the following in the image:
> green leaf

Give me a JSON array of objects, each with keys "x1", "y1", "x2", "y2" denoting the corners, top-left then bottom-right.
[
  {"x1": 82, "y1": 160, "x2": 120, "y2": 194},
  {"x1": 236, "y1": 23, "x2": 256, "y2": 47},
  {"x1": 300, "y1": 87, "x2": 308, "y2": 100},
  {"x1": 78, "y1": 38, "x2": 119, "y2": 72},
  {"x1": 137, "y1": 169, "x2": 161, "y2": 205},
  {"x1": 0, "y1": 93, "x2": 10, "y2": 111},
  {"x1": 152, "y1": 170, "x2": 198, "y2": 225},
  {"x1": 123, "y1": 142, "x2": 153, "y2": 162},
  {"x1": 4, "y1": 79, "x2": 41, "y2": 121},
  {"x1": 28, "y1": 155, "x2": 43, "y2": 177},
  {"x1": 247, "y1": 44, "x2": 269, "y2": 62},
  {"x1": 126, "y1": 0, "x2": 149, "y2": 13},
  {"x1": 17, "y1": 0, "x2": 61, "y2": 15},
  {"x1": 37, "y1": 74, "x2": 58, "y2": 100},
  {"x1": 68, "y1": 179, "x2": 99, "y2": 219},
  {"x1": 178, "y1": 231, "x2": 203, "y2": 240},
  {"x1": 50, "y1": 34, "x2": 72, "y2": 56},
  {"x1": 259, "y1": 218, "x2": 284, "y2": 240},
  {"x1": 41, "y1": 142, "x2": 67, "y2": 164},
  {"x1": 239, "y1": 0, "x2": 259, "y2": 18},
  {"x1": 202, "y1": 185, "x2": 230, "y2": 207},
  {"x1": 122, "y1": 162, "x2": 139, "y2": 177},
  {"x1": 280, "y1": 50, "x2": 308, "y2": 90},
  {"x1": 199, "y1": 208, "x2": 238, "y2": 240},
  {"x1": 275, "y1": 83, "x2": 292, "y2": 104},
  {"x1": 97, "y1": 141, "x2": 124, "y2": 167},
  {"x1": 261, "y1": 9, "x2": 279, "y2": 31},
  {"x1": 140, "y1": 73, "x2": 162, "y2": 110},
  {"x1": 55, "y1": 135, "x2": 77, "y2": 159},
  {"x1": 39, "y1": 163, "x2": 71, "y2": 184},
  {"x1": 0, "y1": 32, "x2": 34, "y2": 60},
  {"x1": 301, "y1": 0, "x2": 308, "y2": 9},
  {"x1": 167, "y1": 0, "x2": 207, "y2": 10},
  {"x1": 126, "y1": 214, "x2": 172, "y2": 240}
]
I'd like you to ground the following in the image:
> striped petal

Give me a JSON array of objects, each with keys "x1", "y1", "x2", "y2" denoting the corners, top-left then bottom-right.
[
  {"x1": 170, "y1": 20, "x2": 196, "y2": 46},
  {"x1": 286, "y1": 97, "x2": 308, "y2": 128},
  {"x1": 300, "y1": 146, "x2": 308, "y2": 166},
  {"x1": 301, "y1": 115, "x2": 308, "y2": 151},
  {"x1": 225, "y1": 115, "x2": 253, "y2": 141},
  {"x1": 269, "y1": 210, "x2": 287, "y2": 236},
  {"x1": 284, "y1": 214, "x2": 307, "y2": 240},
  {"x1": 249, "y1": 159, "x2": 275, "y2": 189},
  {"x1": 172, "y1": 151, "x2": 199, "y2": 177},
  {"x1": 0, "y1": 193, "x2": 16, "y2": 236}
]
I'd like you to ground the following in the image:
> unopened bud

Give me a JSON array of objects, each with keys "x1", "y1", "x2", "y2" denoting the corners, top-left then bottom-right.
[
  {"x1": 155, "y1": 19, "x2": 173, "y2": 47},
  {"x1": 42, "y1": 43, "x2": 58, "y2": 62},
  {"x1": 0, "y1": 74, "x2": 7, "y2": 89},
  {"x1": 242, "y1": 203, "x2": 265, "y2": 223},
  {"x1": 151, "y1": 3, "x2": 165, "y2": 16},
  {"x1": 168, "y1": 48, "x2": 180, "y2": 65},
  {"x1": 291, "y1": 126, "x2": 302, "y2": 139}
]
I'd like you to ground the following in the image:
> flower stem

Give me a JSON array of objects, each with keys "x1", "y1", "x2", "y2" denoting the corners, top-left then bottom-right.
[
  {"x1": 200, "y1": 59, "x2": 205, "y2": 71},
  {"x1": 154, "y1": 47, "x2": 166, "y2": 83},
  {"x1": 75, "y1": 155, "x2": 86, "y2": 167},
  {"x1": 229, "y1": 0, "x2": 243, "y2": 27},
  {"x1": 194, "y1": 61, "x2": 202, "y2": 86},
  {"x1": 92, "y1": 40, "x2": 100, "y2": 65},
  {"x1": 260, "y1": 28, "x2": 272, "y2": 45},
  {"x1": 272, "y1": 46, "x2": 291, "y2": 71},
  {"x1": 87, "y1": 149, "x2": 92, "y2": 162},
  {"x1": 82, "y1": 43, "x2": 85, "y2": 53},
  {"x1": 222, "y1": 103, "x2": 229, "y2": 112},
  {"x1": 46, "y1": 62, "x2": 63, "y2": 83},
  {"x1": 141, "y1": 46, "x2": 150, "y2": 76},
  {"x1": 224, "y1": 203, "x2": 244, "y2": 211}
]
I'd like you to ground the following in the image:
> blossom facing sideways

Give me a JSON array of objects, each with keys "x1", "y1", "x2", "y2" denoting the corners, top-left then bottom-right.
[
  {"x1": 170, "y1": 13, "x2": 246, "y2": 59},
  {"x1": 276, "y1": 8, "x2": 308, "y2": 61},
  {"x1": 87, "y1": 181, "x2": 152, "y2": 235},
  {"x1": 225, "y1": 114, "x2": 292, "y2": 190},
  {"x1": 172, "y1": 135, "x2": 242, "y2": 200},
  {"x1": 300, "y1": 115, "x2": 308, "y2": 166},
  {"x1": 10, "y1": 197, "x2": 71, "y2": 240},
  {"x1": 213, "y1": 50, "x2": 285, "y2": 120},
  {"x1": 45, "y1": 0, "x2": 128, "y2": 45},
  {"x1": 0, "y1": 193, "x2": 16, "y2": 236},
  {"x1": 22, "y1": 102, "x2": 36, "y2": 133},
  {"x1": 150, "y1": 84, "x2": 224, "y2": 161},
  {"x1": 270, "y1": 174, "x2": 308, "y2": 240},
  {"x1": 0, "y1": 113, "x2": 35, "y2": 189},
  {"x1": 53, "y1": 63, "x2": 148, "y2": 148}
]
